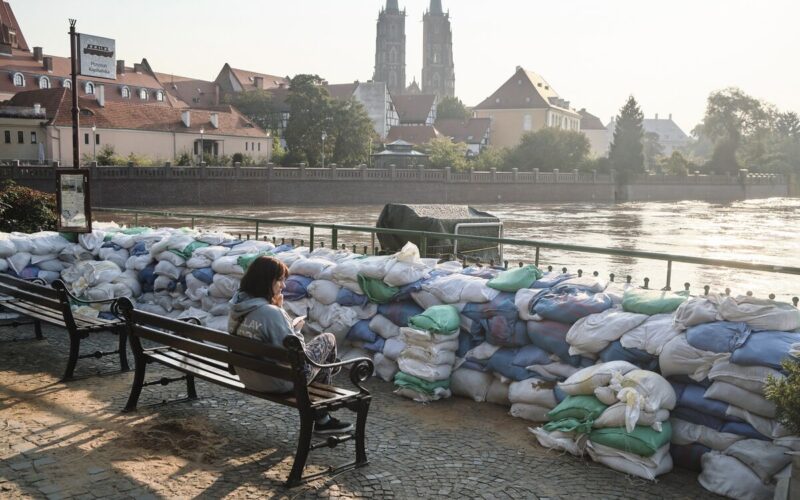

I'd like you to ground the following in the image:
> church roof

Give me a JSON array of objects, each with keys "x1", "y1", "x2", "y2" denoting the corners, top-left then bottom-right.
[
  {"x1": 392, "y1": 94, "x2": 436, "y2": 124},
  {"x1": 474, "y1": 66, "x2": 576, "y2": 115}
]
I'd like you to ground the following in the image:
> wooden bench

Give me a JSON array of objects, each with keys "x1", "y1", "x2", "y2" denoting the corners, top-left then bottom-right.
[
  {"x1": 117, "y1": 297, "x2": 374, "y2": 487},
  {"x1": 0, "y1": 275, "x2": 128, "y2": 380}
]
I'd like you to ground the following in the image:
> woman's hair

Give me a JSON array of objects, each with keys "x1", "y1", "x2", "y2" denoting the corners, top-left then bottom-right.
[{"x1": 239, "y1": 256, "x2": 289, "y2": 305}]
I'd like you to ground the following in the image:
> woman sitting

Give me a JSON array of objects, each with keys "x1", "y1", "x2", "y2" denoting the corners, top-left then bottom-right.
[{"x1": 228, "y1": 255, "x2": 352, "y2": 434}]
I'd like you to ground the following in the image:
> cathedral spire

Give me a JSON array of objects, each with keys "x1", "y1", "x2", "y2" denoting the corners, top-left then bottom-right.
[
  {"x1": 386, "y1": 0, "x2": 399, "y2": 12},
  {"x1": 429, "y1": 0, "x2": 442, "y2": 14}
]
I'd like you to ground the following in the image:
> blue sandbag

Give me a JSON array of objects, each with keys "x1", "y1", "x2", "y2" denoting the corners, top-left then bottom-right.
[
  {"x1": 139, "y1": 263, "x2": 157, "y2": 293},
  {"x1": 532, "y1": 272, "x2": 575, "y2": 289},
  {"x1": 487, "y1": 347, "x2": 537, "y2": 381},
  {"x1": 191, "y1": 267, "x2": 215, "y2": 285},
  {"x1": 462, "y1": 292, "x2": 518, "y2": 322},
  {"x1": 731, "y1": 330, "x2": 800, "y2": 371},
  {"x1": 526, "y1": 320, "x2": 581, "y2": 366},
  {"x1": 674, "y1": 383, "x2": 730, "y2": 420},
  {"x1": 671, "y1": 406, "x2": 727, "y2": 431},
  {"x1": 101, "y1": 241, "x2": 124, "y2": 251},
  {"x1": 272, "y1": 244, "x2": 293, "y2": 253},
  {"x1": 130, "y1": 242, "x2": 148, "y2": 256},
  {"x1": 483, "y1": 316, "x2": 528, "y2": 347},
  {"x1": 221, "y1": 240, "x2": 245, "y2": 248},
  {"x1": 284, "y1": 275, "x2": 313, "y2": 301},
  {"x1": 394, "y1": 279, "x2": 424, "y2": 301},
  {"x1": 362, "y1": 337, "x2": 386, "y2": 353},
  {"x1": 670, "y1": 443, "x2": 711, "y2": 472},
  {"x1": 532, "y1": 288, "x2": 613, "y2": 323},
  {"x1": 668, "y1": 375, "x2": 713, "y2": 389},
  {"x1": 377, "y1": 301, "x2": 424, "y2": 327},
  {"x1": 336, "y1": 288, "x2": 368, "y2": 307},
  {"x1": 599, "y1": 340, "x2": 659, "y2": 371},
  {"x1": 512, "y1": 344, "x2": 552, "y2": 367},
  {"x1": 19, "y1": 265, "x2": 40, "y2": 280},
  {"x1": 463, "y1": 318, "x2": 486, "y2": 344},
  {"x1": 686, "y1": 321, "x2": 752, "y2": 353},
  {"x1": 461, "y1": 266, "x2": 502, "y2": 279},
  {"x1": 461, "y1": 359, "x2": 492, "y2": 372},
  {"x1": 457, "y1": 330, "x2": 481, "y2": 358},
  {"x1": 720, "y1": 421, "x2": 769, "y2": 440},
  {"x1": 346, "y1": 320, "x2": 378, "y2": 344},
  {"x1": 554, "y1": 386, "x2": 569, "y2": 403}
]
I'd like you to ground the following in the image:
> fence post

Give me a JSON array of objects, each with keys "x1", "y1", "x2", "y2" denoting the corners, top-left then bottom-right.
[
  {"x1": 592, "y1": 169, "x2": 597, "y2": 183},
  {"x1": 572, "y1": 168, "x2": 579, "y2": 182},
  {"x1": 533, "y1": 168, "x2": 539, "y2": 183},
  {"x1": 469, "y1": 167, "x2": 475, "y2": 183},
  {"x1": 420, "y1": 234, "x2": 428, "y2": 257},
  {"x1": 309, "y1": 224, "x2": 315, "y2": 250},
  {"x1": 490, "y1": 167, "x2": 497, "y2": 182},
  {"x1": 445, "y1": 166, "x2": 451, "y2": 182},
  {"x1": 299, "y1": 162, "x2": 306, "y2": 179},
  {"x1": 512, "y1": 168, "x2": 519, "y2": 182},
  {"x1": 331, "y1": 227, "x2": 338, "y2": 249},
  {"x1": 330, "y1": 163, "x2": 337, "y2": 179},
  {"x1": 361, "y1": 163, "x2": 368, "y2": 179},
  {"x1": 390, "y1": 164, "x2": 396, "y2": 180}
]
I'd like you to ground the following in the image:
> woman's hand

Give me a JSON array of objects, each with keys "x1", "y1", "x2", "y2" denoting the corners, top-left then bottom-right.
[{"x1": 274, "y1": 293, "x2": 284, "y2": 308}]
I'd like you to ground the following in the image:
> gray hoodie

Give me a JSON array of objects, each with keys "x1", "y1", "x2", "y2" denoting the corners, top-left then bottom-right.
[{"x1": 228, "y1": 291, "x2": 303, "y2": 394}]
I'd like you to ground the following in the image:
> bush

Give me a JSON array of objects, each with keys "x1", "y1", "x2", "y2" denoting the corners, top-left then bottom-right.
[
  {"x1": 0, "y1": 180, "x2": 56, "y2": 233},
  {"x1": 765, "y1": 358, "x2": 800, "y2": 435},
  {"x1": 175, "y1": 152, "x2": 192, "y2": 166}
]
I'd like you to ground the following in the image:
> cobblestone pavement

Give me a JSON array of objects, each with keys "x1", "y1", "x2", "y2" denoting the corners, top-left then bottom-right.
[{"x1": 0, "y1": 321, "x2": 720, "y2": 499}]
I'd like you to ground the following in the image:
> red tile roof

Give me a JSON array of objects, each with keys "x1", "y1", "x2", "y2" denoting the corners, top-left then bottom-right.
[
  {"x1": 0, "y1": 1, "x2": 28, "y2": 51},
  {"x1": 154, "y1": 72, "x2": 218, "y2": 108},
  {"x1": 474, "y1": 67, "x2": 577, "y2": 115},
  {"x1": 435, "y1": 118, "x2": 491, "y2": 144},
  {"x1": 386, "y1": 125, "x2": 440, "y2": 145},
  {"x1": 325, "y1": 83, "x2": 358, "y2": 100},
  {"x1": 392, "y1": 94, "x2": 437, "y2": 124},
  {"x1": 229, "y1": 67, "x2": 288, "y2": 91},
  {"x1": 9, "y1": 88, "x2": 268, "y2": 138},
  {"x1": 579, "y1": 108, "x2": 606, "y2": 130}
]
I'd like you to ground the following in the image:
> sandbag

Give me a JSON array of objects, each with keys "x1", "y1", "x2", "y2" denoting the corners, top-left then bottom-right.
[
  {"x1": 717, "y1": 295, "x2": 800, "y2": 331},
  {"x1": 399, "y1": 326, "x2": 459, "y2": 347},
  {"x1": 383, "y1": 259, "x2": 427, "y2": 287},
  {"x1": 450, "y1": 367, "x2": 493, "y2": 402},
  {"x1": 0, "y1": 233, "x2": 15, "y2": 258},
  {"x1": 383, "y1": 338, "x2": 406, "y2": 360},
  {"x1": 515, "y1": 288, "x2": 544, "y2": 320},
  {"x1": 372, "y1": 353, "x2": 399, "y2": 382},
  {"x1": 725, "y1": 405, "x2": 789, "y2": 439},
  {"x1": 588, "y1": 421, "x2": 672, "y2": 457},
  {"x1": 708, "y1": 361, "x2": 784, "y2": 395},
  {"x1": 621, "y1": 288, "x2": 688, "y2": 315},
  {"x1": 529, "y1": 426, "x2": 586, "y2": 456},
  {"x1": 673, "y1": 295, "x2": 721, "y2": 330},
  {"x1": 558, "y1": 361, "x2": 638, "y2": 396},
  {"x1": 730, "y1": 330, "x2": 800, "y2": 371},
  {"x1": 670, "y1": 418, "x2": 746, "y2": 451},
  {"x1": 378, "y1": 302, "x2": 424, "y2": 327},
  {"x1": 369, "y1": 314, "x2": 401, "y2": 339},
  {"x1": 508, "y1": 379, "x2": 557, "y2": 407},
  {"x1": 510, "y1": 403, "x2": 551, "y2": 422},
  {"x1": 726, "y1": 439, "x2": 793, "y2": 484},
  {"x1": 533, "y1": 289, "x2": 614, "y2": 323},
  {"x1": 400, "y1": 344, "x2": 457, "y2": 366},
  {"x1": 211, "y1": 255, "x2": 244, "y2": 276},
  {"x1": 487, "y1": 264, "x2": 542, "y2": 292},
  {"x1": 698, "y1": 452, "x2": 775, "y2": 500},
  {"x1": 705, "y1": 381, "x2": 776, "y2": 419},
  {"x1": 685, "y1": 321, "x2": 752, "y2": 353},
  {"x1": 155, "y1": 250, "x2": 186, "y2": 268},
  {"x1": 408, "y1": 305, "x2": 460, "y2": 334},
  {"x1": 548, "y1": 395, "x2": 608, "y2": 423},
  {"x1": 620, "y1": 369, "x2": 676, "y2": 411},
  {"x1": 397, "y1": 357, "x2": 452, "y2": 383},
  {"x1": 555, "y1": 275, "x2": 608, "y2": 294},
  {"x1": 393, "y1": 371, "x2": 450, "y2": 396},
  {"x1": 566, "y1": 308, "x2": 648, "y2": 356},
  {"x1": 619, "y1": 313, "x2": 681, "y2": 356},
  {"x1": 7, "y1": 252, "x2": 31, "y2": 275},
  {"x1": 485, "y1": 378, "x2": 510, "y2": 406},
  {"x1": 307, "y1": 280, "x2": 342, "y2": 306},
  {"x1": 154, "y1": 260, "x2": 181, "y2": 280},
  {"x1": 586, "y1": 442, "x2": 672, "y2": 481},
  {"x1": 526, "y1": 319, "x2": 578, "y2": 365},
  {"x1": 594, "y1": 403, "x2": 669, "y2": 429},
  {"x1": 658, "y1": 334, "x2": 730, "y2": 381}
]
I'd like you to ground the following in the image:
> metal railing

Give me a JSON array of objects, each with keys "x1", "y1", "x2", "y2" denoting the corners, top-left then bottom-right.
[{"x1": 92, "y1": 207, "x2": 800, "y2": 300}]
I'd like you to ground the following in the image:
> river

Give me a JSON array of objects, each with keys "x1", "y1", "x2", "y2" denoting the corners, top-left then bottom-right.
[{"x1": 96, "y1": 198, "x2": 800, "y2": 302}]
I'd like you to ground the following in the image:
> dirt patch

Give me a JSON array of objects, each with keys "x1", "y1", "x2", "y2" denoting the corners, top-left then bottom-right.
[{"x1": 119, "y1": 418, "x2": 229, "y2": 464}]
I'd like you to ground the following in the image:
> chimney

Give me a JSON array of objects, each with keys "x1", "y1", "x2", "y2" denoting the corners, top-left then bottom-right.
[
  {"x1": 97, "y1": 84, "x2": 105, "y2": 107},
  {"x1": 669, "y1": 113, "x2": 673, "y2": 121},
  {"x1": 210, "y1": 113, "x2": 219, "y2": 129},
  {"x1": 43, "y1": 56, "x2": 53, "y2": 72},
  {"x1": 33, "y1": 103, "x2": 41, "y2": 115},
  {"x1": 181, "y1": 110, "x2": 191, "y2": 128},
  {"x1": 33, "y1": 47, "x2": 43, "y2": 61},
  {"x1": 253, "y1": 76, "x2": 263, "y2": 89},
  {"x1": 133, "y1": 63, "x2": 143, "y2": 73},
  {"x1": 117, "y1": 60, "x2": 125, "y2": 75},
  {"x1": 655, "y1": 113, "x2": 659, "y2": 120},
  {"x1": 516, "y1": 65, "x2": 522, "y2": 72}
]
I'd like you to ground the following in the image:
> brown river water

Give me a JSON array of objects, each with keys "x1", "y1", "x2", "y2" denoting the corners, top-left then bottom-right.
[{"x1": 95, "y1": 198, "x2": 800, "y2": 302}]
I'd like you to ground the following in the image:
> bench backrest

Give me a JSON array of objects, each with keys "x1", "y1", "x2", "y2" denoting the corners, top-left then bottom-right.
[
  {"x1": 118, "y1": 298, "x2": 312, "y2": 403},
  {"x1": 0, "y1": 273, "x2": 63, "y2": 311}
]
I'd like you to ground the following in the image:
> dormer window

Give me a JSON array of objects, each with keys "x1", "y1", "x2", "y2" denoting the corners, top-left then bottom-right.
[
  {"x1": 139, "y1": 88, "x2": 148, "y2": 100},
  {"x1": 12, "y1": 72, "x2": 24, "y2": 87},
  {"x1": 62, "y1": 79, "x2": 71, "y2": 89},
  {"x1": 39, "y1": 76, "x2": 50, "y2": 89},
  {"x1": 85, "y1": 81, "x2": 95, "y2": 95},
  {"x1": 121, "y1": 86, "x2": 130, "y2": 98},
  {"x1": 155, "y1": 90, "x2": 164, "y2": 102}
]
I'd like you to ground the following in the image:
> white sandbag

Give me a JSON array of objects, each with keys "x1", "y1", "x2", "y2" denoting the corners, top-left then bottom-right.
[
  {"x1": 559, "y1": 275, "x2": 608, "y2": 293},
  {"x1": 154, "y1": 260, "x2": 181, "y2": 280},
  {"x1": 620, "y1": 369, "x2": 676, "y2": 411},
  {"x1": 209, "y1": 274, "x2": 240, "y2": 300},
  {"x1": 515, "y1": 288, "x2": 545, "y2": 320},
  {"x1": 77, "y1": 229, "x2": 111, "y2": 253},
  {"x1": 154, "y1": 276, "x2": 176, "y2": 294},
  {"x1": 149, "y1": 232, "x2": 195, "y2": 257},
  {"x1": 273, "y1": 250, "x2": 307, "y2": 267},
  {"x1": 155, "y1": 250, "x2": 187, "y2": 268},
  {"x1": 372, "y1": 353, "x2": 399, "y2": 382},
  {"x1": 383, "y1": 338, "x2": 406, "y2": 361},
  {"x1": 80, "y1": 260, "x2": 122, "y2": 286},
  {"x1": 410, "y1": 289, "x2": 443, "y2": 310},
  {"x1": 486, "y1": 377, "x2": 510, "y2": 406},
  {"x1": 307, "y1": 280, "x2": 342, "y2": 306},
  {"x1": 211, "y1": 255, "x2": 244, "y2": 276},
  {"x1": 110, "y1": 232, "x2": 139, "y2": 249},
  {"x1": 195, "y1": 232, "x2": 233, "y2": 246},
  {"x1": 527, "y1": 362, "x2": 581, "y2": 381},
  {"x1": 399, "y1": 327, "x2": 459, "y2": 348},
  {"x1": 125, "y1": 254, "x2": 153, "y2": 271},
  {"x1": 30, "y1": 253, "x2": 58, "y2": 265},
  {"x1": 202, "y1": 296, "x2": 232, "y2": 317},
  {"x1": 394, "y1": 386, "x2": 451, "y2": 403},
  {"x1": 619, "y1": 313, "x2": 681, "y2": 356},
  {"x1": 356, "y1": 255, "x2": 395, "y2": 280},
  {"x1": 595, "y1": 403, "x2": 669, "y2": 430},
  {"x1": 673, "y1": 295, "x2": 722, "y2": 330},
  {"x1": 509, "y1": 379, "x2": 557, "y2": 407},
  {"x1": 35, "y1": 259, "x2": 66, "y2": 273},
  {"x1": 0, "y1": 233, "x2": 16, "y2": 258},
  {"x1": 193, "y1": 245, "x2": 230, "y2": 260},
  {"x1": 705, "y1": 381, "x2": 776, "y2": 419},
  {"x1": 460, "y1": 279, "x2": 501, "y2": 303},
  {"x1": 34, "y1": 270, "x2": 58, "y2": 284},
  {"x1": 289, "y1": 257, "x2": 335, "y2": 279},
  {"x1": 113, "y1": 270, "x2": 142, "y2": 297},
  {"x1": 394, "y1": 241, "x2": 421, "y2": 263},
  {"x1": 86, "y1": 283, "x2": 115, "y2": 301},
  {"x1": 450, "y1": 368, "x2": 493, "y2": 402},
  {"x1": 135, "y1": 301, "x2": 169, "y2": 316},
  {"x1": 369, "y1": 314, "x2": 401, "y2": 339},
  {"x1": 0, "y1": 258, "x2": 6, "y2": 272},
  {"x1": 464, "y1": 341, "x2": 502, "y2": 361},
  {"x1": 400, "y1": 344, "x2": 457, "y2": 366},
  {"x1": 338, "y1": 279, "x2": 363, "y2": 295},
  {"x1": 529, "y1": 427, "x2": 586, "y2": 456},
  {"x1": 177, "y1": 307, "x2": 209, "y2": 323},
  {"x1": 185, "y1": 254, "x2": 213, "y2": 269},
  {"x1": 99, "y1": 248, "x2": 129, "y2": 270},
  {"x1": 726, "y1": 405, "x2": 791, "y2": 439},
  {"x1": 669, "y1": 418, "x2": 746, "y2": 451},
  {"x1": 594, "y1": 386, "x2": 620, "y2": 406},
  {"x1": 510, "y1": 403, "x2": 551, "y2": 422},
  {"x1": 7, "y1": 252, "x2": 31, "y2": 275},
  {"x1": 204, "y1": 314, "x2": 230, "y2": 332},
  {"x1": 59, "y1": 243, "x2": 93, "y2": 263},
  {"x1": 708, "y1": 361, "x2": 784, "y2": 395},
  {"x1": 586, "y1": 442, "x2": 672, "y2": 481},
  {"x1": 558, "y1": 361, "x2": 638, "y2": 396},
  {"x1": 717, "y1": 295, "x2": 800, "y2": 332},
  {"x1": 658, "y1": 334, "x2": 730, "y2": 381},
  {"x1": 283, "y1": 298, "x2": 311, "y2": 318},
  {"x1": 397, "y1": 357, "x2": 452, "y2": 382},
  {"x1": 725, "y1": 439, "x2": 792, "y2": 484},
  {"x1": 423, "y1": 273, "x2": 492, "y2": 303},
  {"x1": 567, "y1": 308, "x2": 649, "y2": 356},
  {"x1": 383, "y1": 260, "x2": 428, "y2": 287},
  {"x1": 19, "y1": 232, "x2": 69, "y2": 255},
  {"x1": 699, "y1": 452, "x2": 775, "y2": 500}
]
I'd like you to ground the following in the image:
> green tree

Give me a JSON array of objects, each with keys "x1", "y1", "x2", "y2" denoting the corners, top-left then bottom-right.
[
  {"x1": 423, "y1": 138, "x2": 468, "y2": 170},
  {"x1": 284, "y1": 74, "x2": 333, "y2": 166},
  {"x1": 436, "y1": 96, "x2": 471, "y2": 122},
  {"x1": 775, "y1": 111, "x2": 800, "y2": 140},
  {"x1": 659, "y1": 151, "x2": 691, "y2": 176},
  {"x1": 270, "y1": 136, "x2": 287, "y2": 165},
  {"x1": 643, "y1": 132, "x2": 664, "y2": 170},
  {"x1": 330, "y1": 98, "x2": 376, "y2": 166},
  {"x1": 227, "y1": 90, "x2": 282, "y2": 132},
  {"x1": 608, "y1": 96, "x2": 645, "y2": 181},
  {"x1": 506, "y1": 128, "x2": 590, "y2": 172},
  {"x1": 0, "y1": 181, "x2": 56, "y2": 233},
  {"x1": 472, "y1": 146, "x2": 509, "y2": 171}
]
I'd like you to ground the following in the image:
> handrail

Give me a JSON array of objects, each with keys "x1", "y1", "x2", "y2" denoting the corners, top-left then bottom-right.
[{"x1": 92, "y1": 207, "x2": 800, "y2": 292}]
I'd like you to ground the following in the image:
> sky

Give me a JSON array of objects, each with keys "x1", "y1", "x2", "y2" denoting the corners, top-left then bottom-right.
[{"x1": 11, "y1": 0, "x2": 800, "y2": 133}]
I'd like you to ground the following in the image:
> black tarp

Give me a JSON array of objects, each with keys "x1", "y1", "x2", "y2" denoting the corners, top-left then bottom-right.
[{"x1": 376, "y1": 204, "x2": 500, "y2": 259}]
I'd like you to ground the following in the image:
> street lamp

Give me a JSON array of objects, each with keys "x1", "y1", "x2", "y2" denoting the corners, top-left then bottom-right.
[
  {"x1": 200, "y1": 127, "x2": 205, "y2": 166},
  {"x1": 321, "y1": 131, "x2": 327, "y2": 168},
  {"x1": 91, "y1": 124, "x2": 96, "y2": 164}
]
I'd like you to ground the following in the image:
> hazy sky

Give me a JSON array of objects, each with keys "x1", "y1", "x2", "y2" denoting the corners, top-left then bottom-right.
[{"x1": 12, "y1": 0, "x2": 800, "y2": 132}]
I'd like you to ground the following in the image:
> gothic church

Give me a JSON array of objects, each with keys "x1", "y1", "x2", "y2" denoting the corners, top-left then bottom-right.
[{"x1": 373, "y1": 0, "x2": 455, "y2": 99}]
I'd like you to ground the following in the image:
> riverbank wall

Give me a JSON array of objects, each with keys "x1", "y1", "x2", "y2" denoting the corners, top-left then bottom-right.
[{"x1": 0, "y1": 165, "x2": 788, "y2": 206}]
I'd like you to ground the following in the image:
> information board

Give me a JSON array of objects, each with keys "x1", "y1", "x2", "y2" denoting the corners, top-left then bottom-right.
[{"x1": 56, "y1": 169, "x2": 92, "y2": 233}]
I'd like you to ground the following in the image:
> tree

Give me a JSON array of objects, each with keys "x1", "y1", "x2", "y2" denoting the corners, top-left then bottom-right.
[
  {"x1": 643, "y1": 132, "x2": 664, "y2": 170},
  {"x1": 270, "y1": 136, "x2": 287, "y2": 165},
  {"x1": 436, "y1": 96, "x2": 471, "y2": 122},
  {"x1": 659, "y1": 151, "x2": 691, "y2": 176},
  {"x1": 227, "y1": 90, "x2": 283, "y2": 133},
  {"x1": 608, "y1": 96, "x2": 645, "y2": 181},
  {"x1": 284, "y1": 74, "x2": 333, "y2": 166},
  {"x1": 329, "y1": 98, "x2": 377, "y2": 166},
  {"x1": 506, "y1": 128, "x2": 590, "y2": 172},
  {"x1": 0, "y1": 181, "x2": 56, "y2": 233},
  {"x1": 423, "y1": 138, "x2": 468, "y2": 170},
  {"x1": 775, "y1": 112, "x2": 800, "y2": 140},
  {"x1": 472, "y1": 146, "x2": 509, "y2": 171}
]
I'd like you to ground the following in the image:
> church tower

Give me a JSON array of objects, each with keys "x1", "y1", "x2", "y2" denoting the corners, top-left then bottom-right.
[
  {"x1": 422, "y1": 0, "x2": 455, "y2": 99},
  {"x1": 373, "y1": 0, "x2": 406, "y2": 95}
]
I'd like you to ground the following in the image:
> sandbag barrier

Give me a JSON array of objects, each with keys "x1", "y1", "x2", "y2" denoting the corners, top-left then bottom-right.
[{"x1": 1, "y1": 226, "x2": 799, "y2": 498}]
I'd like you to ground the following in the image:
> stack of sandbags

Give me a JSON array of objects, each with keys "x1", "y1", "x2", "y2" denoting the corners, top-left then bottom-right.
[
  {"x1": 393, "y1": 305, "x2": 461, "y2": 402},
  {"x1": 508, "y1": 377, "x2": 558, "y2": 422},
  {"x1": 3, "y1": 231, "x2": 71, "y2": 283}
]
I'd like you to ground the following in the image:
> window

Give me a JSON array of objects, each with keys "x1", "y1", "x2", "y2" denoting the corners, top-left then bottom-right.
[
  {"x1": 63, "y1": 79, "x2": 71, "y2": 89},
  {"x1": 12, "y1": 72, "x2": 24, "y2": 87},
  {"x1": 95, "y1": 134, "x2": 100, "y2": 145},
  {"x1": 39, "y1": 76, "x2": 50, "y2": 89},
  {"x1": 17, "y1": 131, "x2": 24, "y2": 144},
  {"x1": 258, "y1": 142, "x2": 261, "y2": 152},
  {"x1": 4, "y1": 131, "x2": 10, "y2": 143},
  {"x1": 245, "y1": 142, "x2": 248, "y2": 151},
  {"x1": 523, "y1": 114, "x2": 532, "y2": 131},
  {"x1": 121, "y1": 86, "x2": 130, "y2": 98},
  {"x1": 85, "y1": 81, "x2": 95, "y2": 95},
  {"x1": 84, "y1": 133, "x2": 89, "y2": 145},
  {"x1": 30, "y1": 131, "x2": 37, "y2": 144},
  {"x1": 139, "y1": 88, "x2": 148, "y2": 100},
  {"x1": 155, "y1": 91, "x2": 164, "y2": 102}
]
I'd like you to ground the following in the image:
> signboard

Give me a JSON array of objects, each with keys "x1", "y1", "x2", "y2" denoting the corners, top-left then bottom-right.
[
  {"x1": 78, "y1": 33, "x2": 116, "y2": 80},
  {"x1": 56, "y1": 169, "x2": 92, "y2": 233}
]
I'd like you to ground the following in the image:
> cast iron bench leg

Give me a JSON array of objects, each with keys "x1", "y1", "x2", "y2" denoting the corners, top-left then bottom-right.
[
  {"x1": 123, "y1": 356, "x2": 147, "y2": 413},
  {"x1": 286, "y1": 414, "x2": 314, "y2": 487},
  {"x1": 62, "y1": 330, "x2": 81, "y2": 381},
  {"x1": 186, "y1": 375, "x2": 198, "y2": 399},
  {"x1": 117, "y1": 328, "x2": 129, "y2": 372},
  {"x1": 355, "y1": 399, "x2": 371, "y2": 466},
  {"x1": 34, "y1": 319, "x2": 43, "y2": 340}
]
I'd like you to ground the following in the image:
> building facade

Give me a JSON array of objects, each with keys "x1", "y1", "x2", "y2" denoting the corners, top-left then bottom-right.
[
  {"x1": 373, "y1": 0, "x2": 406, "y2": 95},
  {"x1": 579, "y1": 108, "x2": 610, "y2": 157},
  {"x1": 421, "y1": 0, "x2": 455, "y2": 99}
]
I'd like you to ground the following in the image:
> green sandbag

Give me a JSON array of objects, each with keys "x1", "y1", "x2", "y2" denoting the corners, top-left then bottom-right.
[
  {"x1": 622, "y1": 288, "x2": 689, "y2": 315},
  {"x1": 237, "y1": 251, "x2": 275, "y2": 272},
  {"x1": 103, "y1": 227, "x2": 151, "y2": 241},
  {"x1": 589, "y1": 421, "x2": 673, "y2": 457},
  {"x1": 408, "y1": 305, "x2": 460, "y2": 335},
  {"x1": 543, "y1": 417, "x2": 594, "y2": 435},
  {"x1": 169, "y1": 240, "x2": 211, "y2": 260},
  {"x1": 394, "y1": 371, "x2": 450, "y2": 395},
  {"x1": 487, "y1": 264, "x2": 543, "y2": 292},
  {"x1": 547, "y1": 395, "x2": 608, "y2": 422},
  {"x1": 357, "y1": 274, "x2": 400, "y2": 304}
]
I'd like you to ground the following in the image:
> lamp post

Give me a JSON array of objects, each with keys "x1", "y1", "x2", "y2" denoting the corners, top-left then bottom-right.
[
  {"x1": 321, "y1": 131, "x2": 327, "y2": 168},
  {"x1": 91, "y1": 124, "x2": 96, "y2": 164},
  {"x1": 199, "y1": 127, "x2": 205, "y2": 166}
]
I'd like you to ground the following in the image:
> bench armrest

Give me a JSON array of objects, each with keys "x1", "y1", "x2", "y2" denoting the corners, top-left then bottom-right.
[
  {"x1": 284, "y1": 335, "x2": 374, "y2": 392},
  {"x1": 52, "y1": 280, "x2": 123, "y2": 319}
]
